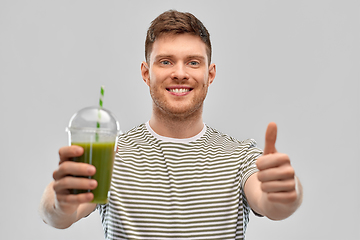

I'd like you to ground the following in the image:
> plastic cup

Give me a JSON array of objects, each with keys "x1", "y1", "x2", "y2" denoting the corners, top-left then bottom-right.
[{"x1": 66, "y1": 106, "x2": 120, "y2": 204}]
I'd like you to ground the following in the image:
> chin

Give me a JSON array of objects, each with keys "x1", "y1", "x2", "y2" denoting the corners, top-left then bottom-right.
[{"x1": 163, "y1": 105, "x2": 203, "y2": 120}]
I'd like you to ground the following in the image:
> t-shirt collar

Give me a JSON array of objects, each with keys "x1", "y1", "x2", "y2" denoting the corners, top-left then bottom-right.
[{"x1": 145, "y1": 121, "x2": 207, "y2": 144}]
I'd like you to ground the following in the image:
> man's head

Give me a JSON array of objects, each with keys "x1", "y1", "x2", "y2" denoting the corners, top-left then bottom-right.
[
  {"x1": 141, "y1": 10, "x2": 216, "y2": 123},
  {"x1": 145, "y1": 10, "x2": 212, "y2": 65}
]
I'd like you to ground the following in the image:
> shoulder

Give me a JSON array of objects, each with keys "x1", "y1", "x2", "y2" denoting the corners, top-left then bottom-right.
[
  {"x1": 205, "y1": 125, "x2": 259, "y2": 149},
  {"x1": 117, "y1": 123, "x2": 158, "y2": 148},
  {"x1": 204, "y1": 125, "x2": 263, "y2": 159},
  {"x1": 118, "y1": 123, "x2": 147, "y2": 140}
]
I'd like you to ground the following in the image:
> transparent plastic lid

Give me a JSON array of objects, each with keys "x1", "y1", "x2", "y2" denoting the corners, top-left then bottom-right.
[{"x1": 66, "y1": 106, "x2": 120, "y2": 135}]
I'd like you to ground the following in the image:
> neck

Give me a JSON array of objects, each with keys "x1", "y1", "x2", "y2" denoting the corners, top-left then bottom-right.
[{"x1": 149, "y1": 107, "x2": 204, "y2": 139}]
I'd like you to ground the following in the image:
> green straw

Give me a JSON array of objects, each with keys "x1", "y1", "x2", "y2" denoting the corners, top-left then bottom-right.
[{"x1": 96, "y1": 86, "x2": 104, "y2": 142}]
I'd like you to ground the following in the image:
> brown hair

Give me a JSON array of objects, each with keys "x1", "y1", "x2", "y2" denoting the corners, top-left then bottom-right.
[{"x1": 145, "y1": 10, "x2": 212, "y2": 64}]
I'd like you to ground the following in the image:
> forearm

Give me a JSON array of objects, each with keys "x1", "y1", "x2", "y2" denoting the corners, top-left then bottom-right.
[
  {"x1": 39, "y1": 182, "x2": 78, "y2": 229},
  {"x1": 260, "y1": 176, "x2": 303, "y2": 220}
]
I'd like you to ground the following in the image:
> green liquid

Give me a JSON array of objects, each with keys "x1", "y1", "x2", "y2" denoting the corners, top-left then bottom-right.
[{"x1": 71, "y1": 142, "x2": 115, "y2": 204}]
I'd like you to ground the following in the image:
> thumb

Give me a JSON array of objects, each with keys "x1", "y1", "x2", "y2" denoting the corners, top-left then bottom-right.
[{"x1": 263, "y1": 122, "x2": 278, "y2": 154}]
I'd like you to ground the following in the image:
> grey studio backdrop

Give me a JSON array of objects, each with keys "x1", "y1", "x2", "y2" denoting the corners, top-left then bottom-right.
[{"x1": 0, "y1": 1, "x2": 359, "y2": 240}]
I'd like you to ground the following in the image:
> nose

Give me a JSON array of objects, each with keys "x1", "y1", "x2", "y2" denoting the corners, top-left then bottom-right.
[{"x1": 171, "y1": 63, "x2": 189, "y2": 81}]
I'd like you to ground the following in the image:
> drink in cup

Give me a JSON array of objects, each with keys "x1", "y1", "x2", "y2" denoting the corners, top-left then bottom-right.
[{"x1": 66, "y1": 106, "x2": 120, "y2": 203}]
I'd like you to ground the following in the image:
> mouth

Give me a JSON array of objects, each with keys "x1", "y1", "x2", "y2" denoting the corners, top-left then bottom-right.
[
  {"x1": 166, "y1": 87, "x2": 193, "y2": 94},
  {"x1": 167, "y1": 88, "x2": 192, "y2": 93}
]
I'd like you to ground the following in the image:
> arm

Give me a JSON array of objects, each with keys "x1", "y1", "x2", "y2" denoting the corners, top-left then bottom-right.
[
  {"x1": 244, "y1": 123, "x2": 303, "y2": 220},
  {"x1": 39, "y1": 146, "x2": 97, "y2": 229}
]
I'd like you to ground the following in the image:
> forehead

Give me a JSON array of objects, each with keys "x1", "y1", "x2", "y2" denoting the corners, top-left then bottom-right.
[{"x1": 150, "y1": 33, "x2": 208, "y2": 63}]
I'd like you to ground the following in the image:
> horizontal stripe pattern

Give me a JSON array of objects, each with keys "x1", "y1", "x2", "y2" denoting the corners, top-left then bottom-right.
[{"x1": 98, "y1": 124, "x2": 262, "y2": 240}]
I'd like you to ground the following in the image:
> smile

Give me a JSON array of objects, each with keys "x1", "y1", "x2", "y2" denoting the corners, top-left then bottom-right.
[{"x1": 167, "y1": 88, "x2": 192, "y2": 93}]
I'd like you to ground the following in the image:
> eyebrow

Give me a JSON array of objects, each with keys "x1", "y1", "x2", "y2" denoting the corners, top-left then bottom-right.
[
  {"x1": 153, "y1": 54, "x2": 173, "y2": 61},
  {"x1": 187, "y1": 55, "x2": 206, "y2": 61},
  {"x1": 154, "y1": 54, "x2": 206, "y2": 62}
]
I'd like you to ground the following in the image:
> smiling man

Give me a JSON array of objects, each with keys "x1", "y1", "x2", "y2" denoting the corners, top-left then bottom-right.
[{"x1": 40, "y1": 10, "x2": 303, "y2": 240}]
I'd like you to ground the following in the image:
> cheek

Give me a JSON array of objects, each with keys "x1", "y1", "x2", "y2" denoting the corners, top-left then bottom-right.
[
  {"x1": 149, "y1": 71, "x2": 167, "y2": 85},
  {"x1": 200, "y1": 72, "x2": 209, "y2": 85}
]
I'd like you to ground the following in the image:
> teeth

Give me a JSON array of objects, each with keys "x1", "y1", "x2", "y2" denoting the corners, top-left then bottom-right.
[{"x1": 169, "y1": 88, "x2": 190, "y2": 93}]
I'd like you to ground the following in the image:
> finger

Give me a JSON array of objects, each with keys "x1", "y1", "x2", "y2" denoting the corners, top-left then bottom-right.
[
  {"x1": 53, "y1": 176, "x2": 97, "y2": 193},
  {"x1": 263, "y1": 122, "x2": 278, "y2": 155},
  {"x1": 55, "y1": 192, "x2": 94, "y2": 205},
  {"x1": 267, "y1": 191, "x2": 298, "y2": 204},
  {"x1": 53, "y1": 161, "x2": 96, "y2": 180},
  {"x1": 58, "y1": 145, "x2": 84, "y2": 164},
  {"x1": 257, "y1": 162, "x2": 294, "y2": 182},
  {"x1": 260, "y1": 179, "x2": 296, "y2": 193},
  {"x1": 256, "y1": 153, "x2": 290, "y2": 171}
]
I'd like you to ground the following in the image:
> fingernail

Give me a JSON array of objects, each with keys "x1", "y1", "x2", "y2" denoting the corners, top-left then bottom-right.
[
  {"x1": 77, "y1": 147, "x2": 84, "y2": 155},
  {"x1": 88, "y1": 165, "x2": 96, "y2": 174},
  {"x1": 90, "y1": 180, "x2": 97, "y2": 188}
]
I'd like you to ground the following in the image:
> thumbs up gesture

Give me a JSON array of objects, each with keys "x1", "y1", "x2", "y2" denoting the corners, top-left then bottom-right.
[{"x1": 256, "y1": 123, "x2": 300, "y2": 204}]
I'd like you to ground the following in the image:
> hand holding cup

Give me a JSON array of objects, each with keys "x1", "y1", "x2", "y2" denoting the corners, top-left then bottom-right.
[{"x1": 52, "y1": 145, "x2": 97, "y2": 214}]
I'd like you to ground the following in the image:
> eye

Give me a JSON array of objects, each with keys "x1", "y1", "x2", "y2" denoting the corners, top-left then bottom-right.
[
  {"x1": 188, "y1": 61, "x2": 200, "y2": 66},
  {"x1": 160, "y1": 60, "x2": 171, "y2": 65}
]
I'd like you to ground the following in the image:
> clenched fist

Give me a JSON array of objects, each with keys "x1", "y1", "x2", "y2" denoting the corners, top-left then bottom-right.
[{"x1": 256, "y1": 122, "x2": 299, "y2": 204}]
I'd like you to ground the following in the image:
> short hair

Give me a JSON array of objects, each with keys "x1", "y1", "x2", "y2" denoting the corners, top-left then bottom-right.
[{"x1": 145, "y1": 10, "x2": 212, "y2": 64}]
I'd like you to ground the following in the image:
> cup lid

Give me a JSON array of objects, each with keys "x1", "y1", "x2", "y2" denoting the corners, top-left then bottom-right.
[{"x1": 66, "y1": 106, "x2": 120, "y2": 134}]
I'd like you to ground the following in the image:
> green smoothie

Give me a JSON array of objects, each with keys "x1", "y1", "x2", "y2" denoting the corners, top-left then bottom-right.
[{"x1": 70, "y1": 141, "x2": 115, "y2": 204}]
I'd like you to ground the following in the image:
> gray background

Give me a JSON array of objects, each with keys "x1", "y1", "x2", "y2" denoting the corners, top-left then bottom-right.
[{"x1": 1, "y1": 0, "x2": 359, "y2": 239}]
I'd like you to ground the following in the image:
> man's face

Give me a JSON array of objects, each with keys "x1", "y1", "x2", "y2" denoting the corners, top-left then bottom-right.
[{"x1": 141, "y1": 33, "x2": 216, "y2": 120}]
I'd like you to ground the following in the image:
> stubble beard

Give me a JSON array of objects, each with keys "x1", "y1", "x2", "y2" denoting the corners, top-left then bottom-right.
[{"x1": 150, "y1": 83, "x2": 208, "y2": 122}]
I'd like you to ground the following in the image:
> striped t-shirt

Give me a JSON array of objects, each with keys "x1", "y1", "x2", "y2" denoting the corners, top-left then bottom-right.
[{"x1": 97, "y1": 122, "x2": 262, "y2": 240}]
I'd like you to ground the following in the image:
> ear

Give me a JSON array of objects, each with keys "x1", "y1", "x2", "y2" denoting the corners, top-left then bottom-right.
[
  {"x1": 141, "y1": 61, "x2": 150, "y2": 86},
  {"x1": 208, "y1": 63, "x2": 216, "y2": 85}
]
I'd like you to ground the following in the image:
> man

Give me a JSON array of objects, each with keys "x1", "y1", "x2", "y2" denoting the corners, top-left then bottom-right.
[{"x1": 40, "y1": 10, "x2": 303, "y2": 239}]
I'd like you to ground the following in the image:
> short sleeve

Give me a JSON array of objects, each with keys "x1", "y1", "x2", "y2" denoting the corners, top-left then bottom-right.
[
  {"x1": 240, "y1": 139, "x2": 263, "y2": 189},
  {"x1": 239, "y1": 139, "x2": 264, "y2": 217}
]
